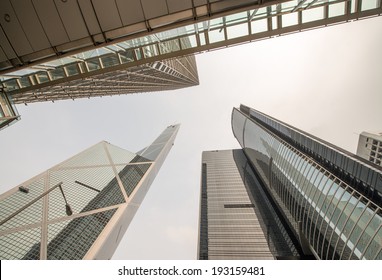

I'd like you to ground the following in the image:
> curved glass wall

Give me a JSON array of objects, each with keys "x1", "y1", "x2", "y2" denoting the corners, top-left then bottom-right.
[
  {"x1": 232, "y1": 108, "x2": 247, "y2": 147},
  {"x1": 232, "y1": 107, "x2": 382, "y2": 259},
  {"x1": 244, "y1": 105, "x2": 382, "y2": 205}
]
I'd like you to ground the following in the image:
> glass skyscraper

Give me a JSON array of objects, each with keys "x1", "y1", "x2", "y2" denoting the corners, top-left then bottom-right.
[
  {"x1": 199, "y1": 149, "x2": 302, "y2": 260},
  {"x1": 2, "y1": 0, "x2": 381, "y2": 130},
  {"x1": 0, "y1": 124, "x2": 179, "y2": 260},
  {"x1": 199, "y1": 105, "x2": 382, "y2": 260}
]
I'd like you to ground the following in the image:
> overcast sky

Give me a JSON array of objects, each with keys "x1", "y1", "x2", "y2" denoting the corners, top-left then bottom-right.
[{"x1": 0, "y1": 16, "x2": 381, "y2": 260}]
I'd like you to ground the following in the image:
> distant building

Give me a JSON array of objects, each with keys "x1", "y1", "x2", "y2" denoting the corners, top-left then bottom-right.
[
  {"x1": 198, "y1": 105, "x2": 382, "y2": 260},
  {"x1": 0, "y1": 124, "x2": 179, "y2": 259},
  {"x1": 357, "y1": 132, "x2": 382, "y2": 167}
]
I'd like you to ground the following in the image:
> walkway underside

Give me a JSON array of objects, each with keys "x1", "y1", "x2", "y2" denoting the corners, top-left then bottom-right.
[{"x1": 1, "y1": 0, "x2": 381, "y2": 101}]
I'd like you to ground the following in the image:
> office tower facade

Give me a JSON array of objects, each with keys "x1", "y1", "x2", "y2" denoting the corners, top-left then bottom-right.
[
  {"x1": 199, "y1": 149, "x2": 303, "y2": 260},
  {"x1": 356, "y1": 132, "x2": 382, "y2": 167},
  {"x1": 0, "y1": 124, "x2": 179, "y2": 259},
  {"x1": 6, "y1": 57, "x2": 199, "y2": 105},
  {"x1": 199, "y1": 105, "x2": 382, "y2": 260}
]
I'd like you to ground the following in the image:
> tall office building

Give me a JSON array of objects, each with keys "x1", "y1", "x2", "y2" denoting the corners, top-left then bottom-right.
[
  {"x1": 199, "y1": 149, "x2": 302, "y2": 259},
  {"x1": 1, "y1": 0, "x2": 381, "y2": 129},
  {"x1": 356, "y1": 132, "x2": 382, "y2": 167},
  {"x1": 0, "y1": 124, "x2": 179, "y2": 259},
  {"x1": 199, "y1": 105, "x2": 382, "y2": 260}
]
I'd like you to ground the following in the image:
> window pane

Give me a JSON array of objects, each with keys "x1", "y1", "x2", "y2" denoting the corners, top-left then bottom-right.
[
  {"x1": 272, "y1": 16, "x2": 278, "y2": 30},
  {"x1": 159, "y1": 39, "x2": 180, "y2": 54},
  {"x1": 251, "y1": 19, "x2": 268, "y2": 33},
  {"x1": 329, "y1": 2, "x2": 345, "y2": 17},
  {"x1": 3, "y1": 79, "x2": 19, "y2": 91},
  {"x1": 36, "y1": 72, "x2": 49, "y2": 83},
  {"x1": 65, "y1": 64, "x2": 79, "y2": 76},
  {"x1": 227, "y1": 22, "x2": 249, "y2": 39},
  {"x1": 49, "y1": 68, "x2": 65, "y2": 80},
  {"x1": 226, "y1": 12, "x2": 248, "y2": 24},
  {"x1": 302, "y1": 7, "x2": 324, "y2": 23},
  {"x1": 199, "y1": 33, "x2": 206, "y2": 46},
  {"x1": 86, "y1": 59, "x2": 101, "y2": 71},
  {"x1": 282, "y1": 13, "x2": 298, "y2": 27},
  {"x1": 119, "y1": 50, "x2": 134, "y2": 63},
  {"x1": 208, "y1": 29, "x2": 225, "y2": 43},
  {"x1": 101, "y1": 55, "x2": 120, "y2": 67},
  {"x1": 338, "y1": 196, "x2": 358, "y2": 236},
  {"x1": 180, "y1": 35, "x2": 197, "y2": 49},
  {"x1": 19, "y1": 76, "x2": 31, "y2": 88},
  {"x1": 362, "y1": 0, "x2": 379, "y2": 11},
  {"x1": 363, "y1": 226, "x2": 381, "y2": 259}
]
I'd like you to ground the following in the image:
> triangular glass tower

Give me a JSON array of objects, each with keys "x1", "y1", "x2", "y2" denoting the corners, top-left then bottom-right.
[{"x1": 0, "y1": 124, "x2": 179, "y2": 259}]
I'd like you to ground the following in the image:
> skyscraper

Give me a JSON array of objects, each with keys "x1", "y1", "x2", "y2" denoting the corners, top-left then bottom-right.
[
  {"x1": 199, "y1": 149, "x2": 302, "y2": 260},
  {"x1": 5, "y1": 56, "x2": 199, "y2": 105},
  {"x1": 356, "y1": 132, "x2": 382, "y2": 167},
  {"x1": 199, "y1": 105, "x2": 382, "y2": 260},
  {"x1": 1, "y1": 0, "x2": 381, "y2": 130},
  {"x1": 2, "y1": 0, "x2": 380, "y2": 75},
  {"x1": 0, "y1": 124, "x2": 179, "y2": 260}
]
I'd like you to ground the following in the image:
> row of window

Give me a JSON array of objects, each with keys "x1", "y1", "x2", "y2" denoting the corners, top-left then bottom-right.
[
  {"x1": 271, "y1": 141, "x2": 381, "y2": 260},
  {"x1": 232, "y1": 108, "x2": 382, "y2": 259},
  {"x1": 0, "y1": 227, "x2": 41, "y2": 259},
  {"x1": 47, "y1": 209, "x2": 116, "y2": 260},
  {"x1": 366, "y1": 137, "x2": 381, "y2": 146},
  {"x1": 6, "y1": 0, "x2": 380, "y2": 95},
  {"x1": 245, "y1": 107, "x2": 382, "y2": 200},
  {"x1": 0, "y1": 179, "x2": 45, "y2": 231}
]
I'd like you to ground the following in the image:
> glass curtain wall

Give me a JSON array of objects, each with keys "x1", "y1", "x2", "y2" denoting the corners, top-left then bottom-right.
[{"x1": 231, "y1": 106, "x2": 382, "y2": 260}]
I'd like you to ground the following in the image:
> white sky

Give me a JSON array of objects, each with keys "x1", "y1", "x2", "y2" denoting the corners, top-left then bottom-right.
[{"x1": 0, "y1": 16, "x2": 381, "y2": 260}]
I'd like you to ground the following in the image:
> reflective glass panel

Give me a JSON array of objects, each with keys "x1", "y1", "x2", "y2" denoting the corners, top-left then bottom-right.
[
  {"x1": 36, "y1": 72, "x2": 49, "y2": 83},
  {"x1": 282, "y1": 13, "x2": 298, "y2": 27},
  {"x1": 86, "y1": 59, "x2": 101, "y2": 71},
  {"x1": 180, "y1": 35, "x2": 197, "y2": 49},
  {"x1": 272, "y1": 16, "x2": 278, "y2": 30},
  {"x1": 362, "y1": 0, "x2": 379, "y2": 11},
  {"x1": 18, "y1": 76, "x2": 31, "y2": 88},
  {"x1": 363, "y1": 225, "x2": 381, "y2": 259},
  {"x1": 208, "y1": 29, "x2": 225, "y2": 43},
  {"x1": 281, "y1": 0, "x2": 298, "y2": 10},
  {"x1": 336, "y1": 193, "x2": 357, "y2": 233},
  {"x1": 119, "y1": 50, "x2": 134, "y2": 63},
  {"x1": 232, "y1": 109, "x2": 247, "y2": 146},
  {"x1": 199, "y1": 33, "x2": 206, "y2": 46},
  {"x1": 65, "y1": 64, "x2": 79, "y2": 76},
  {"x1": 3, "y1": 79, "x2": 19, "y2": 91},
  {"x1": 251, "y1": 7, "x2": 268, "y2": 20},
  {"x1": 251, "y1": 19, "x2": 268, "y2": 33},
  {"x1": 226, "y1": 12, "x2": 248, "y2": 24},
  {"x1": 227, "y1": 22, "x2": 249, "y2": 39},
  {"x1": 49, "y1": 68, "x2": 66, "y2": 80},
  {"x1": 302, "y1": 7, "x2": 324, "y2": 23},
  {"x1": 329, "y1": 2, "x2": 345, "y2": 17},
  {"x1": 101, "y1": 55, "x2": 120, "y2": 67}
]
